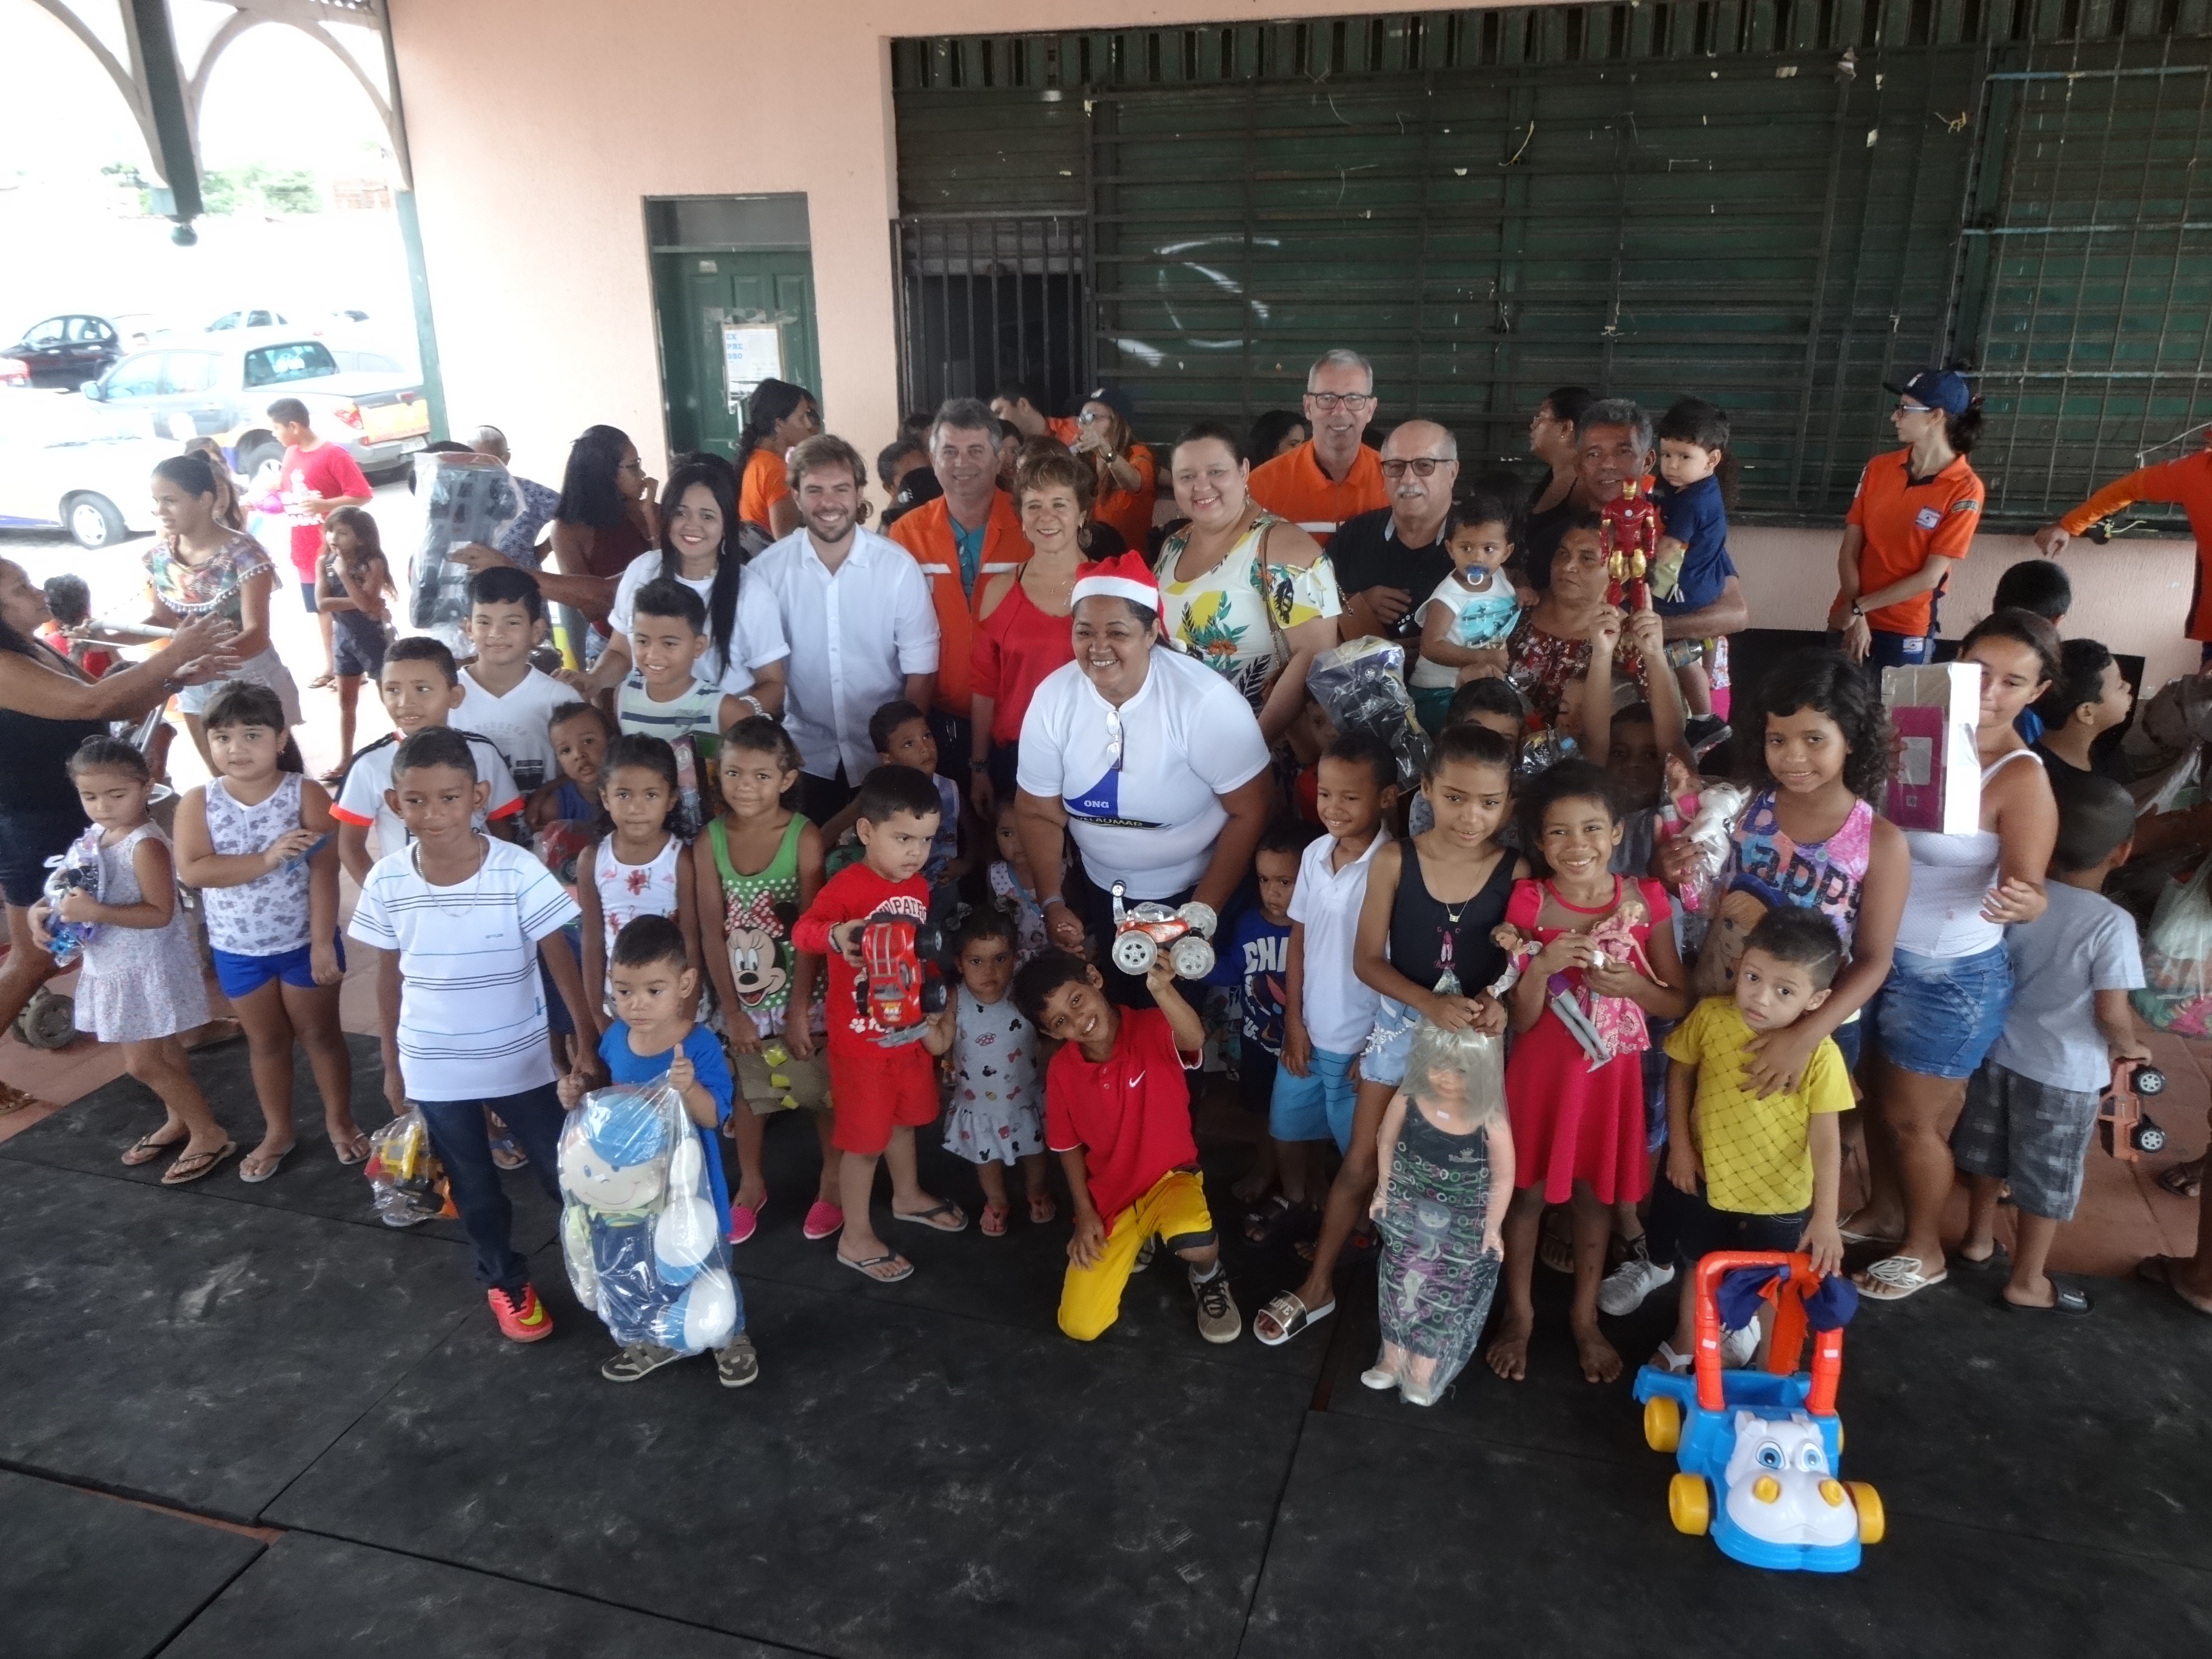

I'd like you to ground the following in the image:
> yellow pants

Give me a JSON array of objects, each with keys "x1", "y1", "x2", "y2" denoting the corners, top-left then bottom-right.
[{"x1": 1057, "y1": 1168, "x2": 1215, "y2": 1342}]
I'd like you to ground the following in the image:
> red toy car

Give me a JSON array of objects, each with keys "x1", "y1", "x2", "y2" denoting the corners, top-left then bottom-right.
[
  {"x1": 1108, "y1": 881, "x2": 1217, "y2": 979},
  {"x1": 860, "y1": 908, "x2": 946, "y2": 1042}
]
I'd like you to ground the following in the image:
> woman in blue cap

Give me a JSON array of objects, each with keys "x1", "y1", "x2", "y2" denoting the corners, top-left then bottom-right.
[{"x1": 1826, "y1": 370, "x2": 1986, "y2": 670}]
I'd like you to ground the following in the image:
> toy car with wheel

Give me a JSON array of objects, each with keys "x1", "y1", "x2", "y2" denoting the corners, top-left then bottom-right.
[
  {"x1": 2098, "y1": 1059, "x2": 2167, "y2": 1158},
  {"x1": 860, "y1": 907, "x2": 947, "y2": 1041},
  {"x1": 1631, "y1": 1250, "x2": 1882, "y2": 1573},
  {"x1": 1107, "y1": 880, "x2": 1216, "y2": 979}
]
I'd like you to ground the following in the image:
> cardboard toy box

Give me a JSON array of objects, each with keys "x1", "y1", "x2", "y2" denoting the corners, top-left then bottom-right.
[{"x1": 1882, "y1": 662, "x2": 1983, "y2": 834}]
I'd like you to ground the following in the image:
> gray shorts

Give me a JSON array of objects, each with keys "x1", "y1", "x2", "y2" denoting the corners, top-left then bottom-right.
[{"x1": 1950, "y1": 1060, "x2": 2100, "y2": 1222}]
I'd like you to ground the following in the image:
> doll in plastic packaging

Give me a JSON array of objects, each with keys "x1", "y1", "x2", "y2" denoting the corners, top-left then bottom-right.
[
  {"x1": 1362, "y1": 1021, "x2": 1513, "y2": 1406},
  {"x1": 1306, "y1": 637, "x2": 1430, "y2": 794}
]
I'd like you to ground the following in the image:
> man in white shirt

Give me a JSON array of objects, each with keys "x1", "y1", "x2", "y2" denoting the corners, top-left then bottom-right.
[{"x1": 742, "y1": 435, "x2": 939, "y2": 822}]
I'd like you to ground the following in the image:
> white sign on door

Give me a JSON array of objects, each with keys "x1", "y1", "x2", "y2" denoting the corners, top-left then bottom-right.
[{"x1": 722, "y1": 323, "x2": 783, "y2": 411}]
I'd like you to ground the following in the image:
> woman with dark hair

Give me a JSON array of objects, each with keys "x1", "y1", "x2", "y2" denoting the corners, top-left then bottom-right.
[
  {"x1": 1828, "y1": 370, "x2": 1987, "y2": 671},
  {"x1": 1153, "y1": 420, "x2": 1339, "y2": 743},
  {"x1": 1071, "y1": 387, "x2": 1156, "y2": 552},
  {"x1": 144, "y1": 453, "x2": 301, "y2": 769},
  {"x1": 1245, "y1": 410, "x2": 1310, "y2": 463},
  {"x1": 1503, "y1": 506, "x2": 1664, "y2": 737},
  {"x1": 1517, "y1": 385, "x2": 1595, "y2": 588},
  {"x1": 183, "y1": 437, "x2": 246, "y2": 530},
  {"x1": 0, "y1": 558, "x2": 236, "y2": 1054},
  {"x1": 577, "y1": 460, "x2": 786, "y2": 714},
  {"x1": 1849, "y1": 608, "x2": 2057, "y2": 1304},
  {"x1": 734, "y1": 379, "x2": 819, "y2": 541}
]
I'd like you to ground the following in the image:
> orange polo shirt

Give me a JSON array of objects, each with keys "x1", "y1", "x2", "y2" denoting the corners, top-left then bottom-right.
[
  {"x1": 1045, "y1": 415, "x2": 1081, "y2": 447},
  {"x1": 2057, "y1": 449, "x2": 2212, "y2": 640},
  {"x1": 886, "y1": 491, "x2": 1026, "y2": 714},
  {"x1": 739, "y1": 447, "x2": 788, "y2": 531},
  {"x1": 1839, "y1": 450, "x2": 1983, "y2": 637},
  {"x1": 1247, "y1": 440, "x2": 1387, "y2": 547},
  {"x1": 1094, "y1": 442, "x2": 1158, "y2": 551}
]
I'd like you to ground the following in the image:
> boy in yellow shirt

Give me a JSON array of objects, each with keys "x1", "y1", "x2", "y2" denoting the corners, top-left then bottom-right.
[{"x1": 1649, "y1": 908, "x2": 1851, "y2": 1372}]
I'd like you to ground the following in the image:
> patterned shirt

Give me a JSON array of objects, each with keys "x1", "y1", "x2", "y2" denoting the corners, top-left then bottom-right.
[{"x1": 1664, "y1": 996, "x2": 1850, "y2": 1214}]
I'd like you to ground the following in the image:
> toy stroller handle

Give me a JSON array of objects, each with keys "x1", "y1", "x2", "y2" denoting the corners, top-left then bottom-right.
[{"x1": 1692, "y1": 1249, "x2": 1844, "y2": 1419}]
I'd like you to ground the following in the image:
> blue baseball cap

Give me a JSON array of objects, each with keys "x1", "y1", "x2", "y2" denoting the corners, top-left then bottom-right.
[{"x1": 1883, "y1": 370, "x2": 1972, "y2": 416}]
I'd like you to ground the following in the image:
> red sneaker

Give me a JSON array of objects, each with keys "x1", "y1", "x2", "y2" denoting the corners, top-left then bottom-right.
[{"x1": 487, "y1": 1284, "x2": 553, "y2": 1342}]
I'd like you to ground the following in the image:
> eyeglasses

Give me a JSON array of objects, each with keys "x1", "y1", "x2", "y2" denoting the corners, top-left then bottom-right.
[
  {"x1": 1305, "y1": 392, "x2": 1375, "y2": 412},
  {"x1": 1103, "y1": 705, "x2": 1125, "y2": 773},
  {"x1": 1380, "y1": 457, "x2": 1455, "y2": 479},
  {"x1": 1895, "y1": 401, "x2": 1932, "y2": 415},
  {"x1": 1076, "y1": 409, "x2": 1108, "y2": 424}
]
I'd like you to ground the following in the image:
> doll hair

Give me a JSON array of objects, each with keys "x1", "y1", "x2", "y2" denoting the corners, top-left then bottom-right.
[{"x1": 1403, "y1": 1022, "x2": 1506, "y2": 1125}]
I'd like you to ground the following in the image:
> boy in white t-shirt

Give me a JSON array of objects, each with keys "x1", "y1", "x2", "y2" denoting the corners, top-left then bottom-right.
[
  {"x1": 455, "y1": 566, "x2": 573, "y2": 797},
  {"x1": 346, "y1": 727, "x2": 600, "y2": 1343},
  {"x1": 1276, "y1": 733, "x2": 1397, "y2": 1161},
  {"x1": 332, "y1": 635, "x2": 525, "y2": 885},
  {"x1": 1952, "y1": 772, "x2": 2148, "y2": 1316}
]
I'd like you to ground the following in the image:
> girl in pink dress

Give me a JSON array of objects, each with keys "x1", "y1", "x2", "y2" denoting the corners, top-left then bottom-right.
[{"x1": 1487, "y1": 760, "x2": 1687, "y2": 1387}]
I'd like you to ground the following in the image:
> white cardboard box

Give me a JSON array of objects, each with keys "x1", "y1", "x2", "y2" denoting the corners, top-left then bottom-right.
[{"x1": 1882, "y1": 662, "x2": 1983, "y2": 836}]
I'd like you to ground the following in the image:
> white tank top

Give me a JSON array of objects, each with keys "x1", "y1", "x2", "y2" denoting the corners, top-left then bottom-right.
[
  {"x1": 592, "y1": 834, "x2": 685, "y2": 980},
  {"x1": 1894, "y1": 748, "x2": 2043, "y2": 959}
]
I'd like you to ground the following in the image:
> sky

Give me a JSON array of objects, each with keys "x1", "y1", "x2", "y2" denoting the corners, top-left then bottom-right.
[{"x1": 0, "y1": 1, "x2": 414, "y2": 350}]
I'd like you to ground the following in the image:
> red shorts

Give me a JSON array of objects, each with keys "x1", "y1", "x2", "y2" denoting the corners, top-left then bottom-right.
[{"x1": 826, "y1": 1039, "x2": 939, "y2": 1156}]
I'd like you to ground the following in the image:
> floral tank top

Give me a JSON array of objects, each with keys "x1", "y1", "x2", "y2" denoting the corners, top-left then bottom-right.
[
  {"x1": 144, "y1": 531, "x2": 273, "y2": 625},
  {"x1": 1155, "y1": 512, "x2": 1341, "y2": 712},
  {"x1": 1722, "y1": 788, "x2": 1874, "y2": 953},
  {"x1": 708, "y1": 813, "x2": 823, "y2": 1034}
]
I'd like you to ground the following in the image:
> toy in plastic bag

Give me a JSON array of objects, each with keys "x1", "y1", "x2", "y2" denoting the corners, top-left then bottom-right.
[
  {"x1": 363, "y1": 1108, "x2": 455, "y2": 1228},
  {"x1": 558, "y1": 1078, "x2": 739, "y2": 1353},
  {"x1": 2133, "y1": 860, "x2": 2212, "y2": 1036},
  {"x1": 1368, "y1": 1021, "x2": 1507, "y2": 1406},
  {"x1": 410, "y1": 451, "x2": 523, "y2": 639},
  {"x1": 1305, "y1": 637, "x2": 1430, "y2": 794},
  {"x1": 1658, "y1": 757, "x2": 1750, "y2": 919},
  {"x1": 1488, "y1": 904, "x2": 1663, "y2": 1071},
  {"x1": 37, "y1": 825, "x2": 102, "y2": 968}
]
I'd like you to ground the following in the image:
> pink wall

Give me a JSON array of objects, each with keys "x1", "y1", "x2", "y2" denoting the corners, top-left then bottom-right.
[{"x1": 386, "y1": 0, "x2": 2203, "y2": 682}]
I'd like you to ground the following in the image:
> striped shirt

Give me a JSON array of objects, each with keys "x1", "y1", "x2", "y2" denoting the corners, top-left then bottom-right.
[
  {"x1": 616, "y1": 675, "x2": 728, "y2": 829},
  {"x1": 347, "y1": 836, "x2": 580, "y2": 1101}
]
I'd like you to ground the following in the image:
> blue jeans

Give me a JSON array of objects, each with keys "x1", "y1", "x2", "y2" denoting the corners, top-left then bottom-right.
[
  {"x1": 1873, "y1": 944, "x2": 2012, "y2": 1080},
  {"x1": 417, "y1": 1083, "x2": 566, "y2": 1295}
]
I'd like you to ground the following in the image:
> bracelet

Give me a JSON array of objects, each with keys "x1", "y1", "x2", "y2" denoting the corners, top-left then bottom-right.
[
  {"x1": 968, "y1": 758, "x2": 990, "y2": 773},
  {"x1": 1039, "y1": 893, "x2": 1067, "y2": 910}
]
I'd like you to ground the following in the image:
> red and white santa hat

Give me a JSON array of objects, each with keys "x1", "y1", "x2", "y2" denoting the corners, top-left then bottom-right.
[{"x1": 1070, "y1": 549, "x2": 1160, "y2": 610}]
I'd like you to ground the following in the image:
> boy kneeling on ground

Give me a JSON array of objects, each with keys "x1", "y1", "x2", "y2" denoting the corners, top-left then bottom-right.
[{"x1": 1014, "y1": 950, "x2": 1242, "y2": 1345}]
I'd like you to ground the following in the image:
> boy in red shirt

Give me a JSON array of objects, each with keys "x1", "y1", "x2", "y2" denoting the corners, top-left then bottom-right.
[
  {"x1": 794, "y1": 765, "x2": 967, "y2": 1281},
  {"x1": 1014, "y1": 949, "x2": 1242, "y2": 1344},
  {"x1": 268, "y1": 396, "x2": 372, "y2": 685}
]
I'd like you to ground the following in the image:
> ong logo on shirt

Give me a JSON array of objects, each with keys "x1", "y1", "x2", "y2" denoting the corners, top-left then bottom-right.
[{"x1": 1067, "y1": 769, "x2": 1165, "y2": 830}]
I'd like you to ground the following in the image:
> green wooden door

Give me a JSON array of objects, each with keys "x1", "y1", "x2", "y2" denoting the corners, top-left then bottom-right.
[{"x1": 653, "y1": 249, "x2": 821, "y2": 460}]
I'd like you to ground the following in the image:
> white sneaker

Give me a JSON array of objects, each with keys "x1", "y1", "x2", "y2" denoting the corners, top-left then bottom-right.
[
  {"x1": 1597, "y1": 1253, "x2": 1675, "y2": 1317},
  {"x1": 1721, "y1": 1322, "x2": 1760, "y2": 1369}
]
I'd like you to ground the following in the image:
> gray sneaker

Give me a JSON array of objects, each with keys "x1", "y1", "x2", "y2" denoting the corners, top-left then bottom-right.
[
  {"x1": 715, "y1": 1331, "x2": 760, "y2": 1389},
  {"x1": 600, "y1": 1341, "x2": 683, "y2": 1383},
  {"x1": 1190, "y1": 1265, "x2": 1242, "y2": 1344},
  {"x1": 1597, "y1": 1250, "x2": 1675, "y2": 1318}
]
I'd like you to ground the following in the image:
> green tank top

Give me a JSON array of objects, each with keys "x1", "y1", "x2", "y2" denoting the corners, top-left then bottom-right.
[{"x1": 709, "y1": 813, "x2": 819, "y2": 1029}]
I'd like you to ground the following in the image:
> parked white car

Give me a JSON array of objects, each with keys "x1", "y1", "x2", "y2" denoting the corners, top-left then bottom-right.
[
  {"x1": 0, "y1": 391, "x2": 181, "y2": 548},
  {"x1": 75, "y1": 327, "x2": 429, "y2": 478}
]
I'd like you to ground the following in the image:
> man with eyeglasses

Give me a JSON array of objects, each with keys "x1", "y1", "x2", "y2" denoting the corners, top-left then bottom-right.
[
  {"x1": 1326, "y1": 420, "x2": 1461, "y2": 644},
  {"x1": 1247, "y1": 349, "x2": 1388, "y2": 547}
]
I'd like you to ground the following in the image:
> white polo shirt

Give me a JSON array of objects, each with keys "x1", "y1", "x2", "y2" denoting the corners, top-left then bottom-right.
[
  {"x1": 1289, "y1": 826, "x2": 1389, "y2": 1053},
  {"x1": 743, "y1": 526, "x2": 939, "y2": 780},
  {"x1": 1017, "y1": 647, "x2": 1270, "y2": 897}
]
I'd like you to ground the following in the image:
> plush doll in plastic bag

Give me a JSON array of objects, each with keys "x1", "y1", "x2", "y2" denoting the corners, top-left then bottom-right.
[
  {"x1": 1306, "y1": 637, "x2": 1430, "y2": 794},
  {"x1": 410, "y1": 451, "x2": 523, "y2": 638},
  {"x1": 363, "y1": 1108, "x2": 454, "y2": 1228},
  {"x1": 557, "y1": 1078, "x2": 739, "y2": 1354},
  {"x1": 1366, "y1": 1018, "x2": 1509, "y2": 1406},
  {"x1": 2134, "y1": 860, "x2": 2212, "y2": 1036},
  {"x1": 36, "y1": 825, "x2": 102, "y2": 968}
]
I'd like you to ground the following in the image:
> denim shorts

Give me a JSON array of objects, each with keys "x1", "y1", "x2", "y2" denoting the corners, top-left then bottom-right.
[
  {"x1": 211, "y1": 936, "x2": 344, "y2": 999},
  {"x1": 1358, "y1": 996, "x2": 1421, "y2": 1087},
  {"x1": 1872, "y1": 943, "x2": 2011, "y2": 1079}
]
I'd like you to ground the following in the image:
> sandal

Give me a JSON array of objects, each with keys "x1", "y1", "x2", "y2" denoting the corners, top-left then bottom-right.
[
  {"x1": 238, "y1": 1142, "x2": 295, "y2": 1184},
  {"x1": 1253, "y1": 1290, "x2": 1336, "y2": 1347},
  {"x1": 1838, "y1": 1210, "x2": 1904, "y2": 1246},
  {"x1": 0, "y1": 1082, "x2": 45, "y2": 1116},
  {"x1": 330, "y1": 1128, "x2": 371, "y2": 1167},
  {"x1": 979, "y1": 1200, "x2": 1009, "y2": 1238},
  {"x1": 308, "y1": 671, "x2": 337, "y2": 691},
  {"x1": 1027, "y1": 1191, "x2": 1057, "y2": 1225},
  {"x1": 836, "y1": 1249, "x2": 914, "y2": 1284},
  {"x1": 1243, "y1": 1193, "x2": 1305, "y2": 1246},
  {"x1": 1855, "y1": 1254, "x2": 1947, "y2": 1301},
  {"x1": 891, "y1": 1200, "x2": 968, "y2": 1233},
  {"x1": 1652, "y1": 1341, "x2": 1694, "y2": 1375},
  {"x1": 161, "y1": 1139, "x2": 236, "y2": 1186},
  {"x1": 2156, "y1": 1160, "x2": 2205, "y2": 1202},
  {"x1": 2002, "y1": 1281, "x2": 2093, "y2": 1316},
  {"x1": 121, "y1": 1130, "x2": 187, "y2": 1167},
  {"x1": 2136, "y1": 1253, "x2": 2212, "y2": 1316}
]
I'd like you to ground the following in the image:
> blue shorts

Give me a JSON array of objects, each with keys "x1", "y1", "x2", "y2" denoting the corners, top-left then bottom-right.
[
  {"x1": 211, "y1": 936, "x2": 344, "y2": 999},
  {"x1": 540, "y1": 927, "x2": 582, "y2": 1036},
  {"x1": 1358, "y1": 997, "x2": 1421, "y2": 1087},
  {"x1": 1873, "y1": 943, "x2": 2011, "y2": 1080},
  {"x1": 1270, "y1": 1047, "x2": 1358, "y2": 1153}
]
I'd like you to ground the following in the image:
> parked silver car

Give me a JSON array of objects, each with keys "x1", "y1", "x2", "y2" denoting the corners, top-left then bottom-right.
[
  {"x1": 76, "y1": 329, "x2": 429, "y2": 478},
  {"x1": 0, "y1": 391, "x2": 181, "y2": 548}
]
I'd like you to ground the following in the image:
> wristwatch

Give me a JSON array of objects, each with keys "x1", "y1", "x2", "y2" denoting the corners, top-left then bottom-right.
[{"x1": 1849, "y1": 602, "x2": 1865, "y2": 620}]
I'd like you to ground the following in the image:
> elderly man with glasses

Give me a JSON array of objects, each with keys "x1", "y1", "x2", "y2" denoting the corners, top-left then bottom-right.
[
  {"x1": 1248, "y1": 348, "x2": 1389, "y2": 546},
  {"x1": 1326, "y1": 420, "x2": 1463, "y2": 645}
]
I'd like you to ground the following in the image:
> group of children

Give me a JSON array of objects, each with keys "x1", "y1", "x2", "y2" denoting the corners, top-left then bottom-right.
[{"x1": 32, "y1": 500, "x2": 2162, "y2": 1405}]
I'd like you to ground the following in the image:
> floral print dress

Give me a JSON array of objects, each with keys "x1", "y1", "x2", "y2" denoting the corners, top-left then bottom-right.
[
  {"x1": 142, "y1": 530, "x2": 301, "y2": 723},
  {"x1": 1155, "y1": 512, "x2": 1341, "y2": 712},
  {"x1": 942, "y1": 986, "x2": 1044, "y2": 1167}
]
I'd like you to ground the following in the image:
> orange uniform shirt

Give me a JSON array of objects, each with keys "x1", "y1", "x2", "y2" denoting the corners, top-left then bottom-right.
[
  {"x1": 1094, "y1": 442, "x2": 1158, "y2": 551},
  {"x1": 886, "y1": 491, "x2": 1027, "y2": 714},
  {"x1": 2057, "y1": 449, "x2": 2212, "y2": 640},
  {"x1": 1246, "y1": 440, "x2": 1386, "y2": 548},
  {"x1": 739, "y1": 446, "x2": 789, "y2": 531},
  {"x1": 1044, "y1": 415, "x2": 1081, "y2": 447},
  {"x1": 1840, "y1": 450, "x2": 1983, "y2": 637}
]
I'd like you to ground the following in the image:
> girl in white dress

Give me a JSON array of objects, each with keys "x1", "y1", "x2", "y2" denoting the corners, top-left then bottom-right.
[{"x1": 926, "y1": 908, "x2": 1054, "y2": 1235}]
